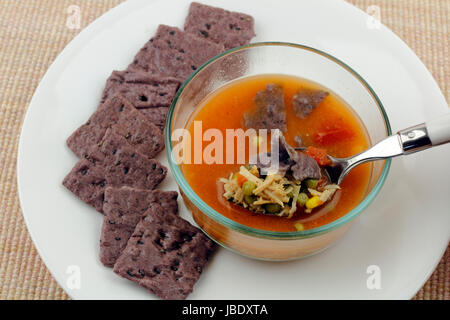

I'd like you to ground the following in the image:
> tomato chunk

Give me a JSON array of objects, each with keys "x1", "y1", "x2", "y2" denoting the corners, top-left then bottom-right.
[
  {"x1": 306, "y1": 146, "x2": 331, "y2": 166},
  {"x1": 314, "y1": 127, "x2": 353, "y2": 145}
]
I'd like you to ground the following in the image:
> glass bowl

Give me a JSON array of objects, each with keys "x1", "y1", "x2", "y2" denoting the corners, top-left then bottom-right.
[{"x1": 165, "y1": 42, "x2": 391, "y2": 261}]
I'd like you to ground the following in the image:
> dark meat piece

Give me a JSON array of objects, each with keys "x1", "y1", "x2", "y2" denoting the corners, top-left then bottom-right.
[
  {"x1": 113, "y1": 203, "x2": 216, "y2": 300},
  {"x1": 292, "y1": 89, "x2": 328, "y2": 119},
  {"x1": 290, "y1": 152, "x2": 321, "y2": 181},
  {"x1": 250, "y1": 131, "x2": 320, "y2": 180},
  {"x1": 294, "y1": 135, "x2": 303, "y2": 147},
  {"x1": 244, "y1": 84, "x2": 287, "y2": 132},
  {"x1": 184, "y1": 2, "x2": 256, "y2": 50}
]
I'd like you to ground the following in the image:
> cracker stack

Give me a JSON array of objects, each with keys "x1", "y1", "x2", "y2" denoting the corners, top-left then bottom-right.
[{"x1": 62, "y1": 2, "x2": 255, "y2": 300}]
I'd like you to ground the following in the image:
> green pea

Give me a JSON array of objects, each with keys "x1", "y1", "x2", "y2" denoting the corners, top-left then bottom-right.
[
  {"x1": 297, "y1": 193, "x2": 309, "y2": 206},
  {"x1": 244, "y1": 195, "x2": 257, "y2": 205},
  {"x1": 263, "y1": 203, "x2": 282, "y2": 214},
  {"x1": 242, "y1": 181, "x2": 256, "y2": 196},
  {"x1": 304, "y1": 179, "x2": 319, "y2": 189}
]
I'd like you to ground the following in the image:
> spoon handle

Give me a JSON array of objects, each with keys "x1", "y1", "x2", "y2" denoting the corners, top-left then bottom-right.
[
  {"x1": 398, "y1": 113, "x2": 450, "y2": 155},
  {"x1": 425, "y1": 113, "x2": 450, "y2": 146},
  {"x1": 332, "y1": 114, "x2": 450, "y2": 184}
]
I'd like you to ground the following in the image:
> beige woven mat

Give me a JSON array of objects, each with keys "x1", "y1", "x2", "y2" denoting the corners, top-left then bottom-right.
[{"x1": 0, "y1": 0, "x2": 448, "y2": 300}]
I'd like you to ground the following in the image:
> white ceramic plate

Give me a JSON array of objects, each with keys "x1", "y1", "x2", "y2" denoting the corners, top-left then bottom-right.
[{"x1": 18, "y1": 0, "x2": 449, "y2": 299}]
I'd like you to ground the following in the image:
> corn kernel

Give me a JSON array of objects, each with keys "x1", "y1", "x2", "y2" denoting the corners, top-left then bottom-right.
[
  {"x1": 306, "y1": 196, "x2": 323, "y2": 210},
  {"x1": 294, "y1": 223, "x2": 305, "y2": 231},
  {"x1": 249, "y1": 165, "x2": 259, "y2": 177}
]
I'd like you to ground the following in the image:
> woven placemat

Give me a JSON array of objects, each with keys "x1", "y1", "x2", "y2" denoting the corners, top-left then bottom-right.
[{"x1": 0, "y1": 0, "x2": 448, "y2": 300}]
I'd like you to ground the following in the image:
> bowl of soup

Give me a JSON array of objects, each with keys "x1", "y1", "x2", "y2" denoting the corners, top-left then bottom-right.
[{"x1": 166, "y1": 42, "x2": 391, "y2": 261}]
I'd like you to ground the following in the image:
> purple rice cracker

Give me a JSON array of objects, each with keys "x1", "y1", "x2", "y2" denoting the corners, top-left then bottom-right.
[
  {"x1": 100, "y1": 187, "x2": 178, "y2": 267},
  {"x1": 128, "y1": 25, "x2": 224, "y2": 82},
  {"x1": 138, "y1": 107, "x2": 169, "y2": 131},
  {"x1": 184, "y1": 2, "x2": 256, "y2": 50},
  {"x1": 101, "y1": 70, "x2": 180, "y2": 109},
  {"x1": 113, "y1": 203, "x2": 216, "y2": 300},
  {"x1": 62, "y1": 129, "x2": 167, "y2": 213},
  {"x1": 67, "y1": 94, "x2": 164, "y2": 159}
]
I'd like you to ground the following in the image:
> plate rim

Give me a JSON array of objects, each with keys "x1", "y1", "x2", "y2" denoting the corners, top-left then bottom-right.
[{"x1": 17, "y1": 0, "x2": 449, "y2": 300}]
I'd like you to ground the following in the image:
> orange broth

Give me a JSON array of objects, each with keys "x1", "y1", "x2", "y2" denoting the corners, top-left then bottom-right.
[{"x1": 181, "y1": 74, "x2": 371, "y2": 232}]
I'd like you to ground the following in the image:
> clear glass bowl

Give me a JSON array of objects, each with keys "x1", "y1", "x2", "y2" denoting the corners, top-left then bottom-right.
[{"x1": 166, "y1": 42, "x2": 391, "y2": 261}]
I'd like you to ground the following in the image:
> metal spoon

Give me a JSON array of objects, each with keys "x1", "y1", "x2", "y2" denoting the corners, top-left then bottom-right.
[{"x1": 295, "y1": 113, "x2": 450, "y2": 185}]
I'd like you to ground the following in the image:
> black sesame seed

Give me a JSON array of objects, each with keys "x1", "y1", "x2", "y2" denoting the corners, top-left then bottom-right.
[
  {"x1": 115, "y1": 237, "x2": 121, "y2": 241},
  {"x1": 153, "y1": 267, "x2": 161, "y2": 274},
  {"x1": 169, "y1": 31, "x2": 175, "y2": 35},
  {"x1": 205, "y1": 23, "x2": 211, "y2": 30},
  {"x1": 112, "y1": 149, "x2": 117, "y2": 155},
  {"x1": 123, "y1": 167, "x2": 129, "y2": 174},
  {"x1": 200, "y1": 30, "x2": 209, "y2": 37},
  {"x1": 119, "y1": 105, "x2": 124, "y2": 112},
  {"x1": 108, "y1": 220, "x2": 115, "y2": 225},
  {"x1": 130, "y1": 153, "x2": 135, "y2": 158},
  {"x1": 100, "y1": 181, "x2": 106, "y2": 188},
  {"x1": 158, "y1": 168, "x2": 164, "y2": 174},
  {"x1": 139, "y1": 95, "x2": 148, "y2": 102},
  {"x1": 191, "y1": 65, "x2": 197, "y2": 70},
  {"x1": 81, "y1": 169, "x2": 87, "y2": 175},
  {"x1": 137, "y1": 240, "x2": 144, "y2": 245},
  {"x1": 138, "y1": 269, "x2": 145, "y2": 277},
  {"x1": 115, "y1": 161, "x2": 121, "y2": 166}
]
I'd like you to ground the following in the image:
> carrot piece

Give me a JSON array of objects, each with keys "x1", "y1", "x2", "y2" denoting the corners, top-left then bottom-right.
[
  {"x1": 306, "y1": 146, "x2": 332, "y2": 166},
  {"x1": 236, "y1": 173, "x2": 248, "y2": 186}
]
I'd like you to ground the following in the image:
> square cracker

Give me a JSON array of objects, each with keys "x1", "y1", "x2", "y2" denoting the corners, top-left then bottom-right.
[
  {"x1": 138, "y1": 107, "x2": 169, "y2": 131},
  {"x1": 63, "y1": 129, "x2": 167, "y2": 213},
  {"x1": 100, "y1": 187, "x2": 178, "y2": 267},
  {"x1": 101, "y1": 70, "x2": 180, "y2": 109},
  {"x1": 113, "y1": 203, "x2": 216, "y2": 300},
  {"x1": 128, "y1": 25, "x2": 224, "y2": 82},
  {"x1": 67, "y1": 94, "x2": 164, "y2": 159},
  {"x1": 184, "y1": 2, "x2": 256, "y2": 50}
]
